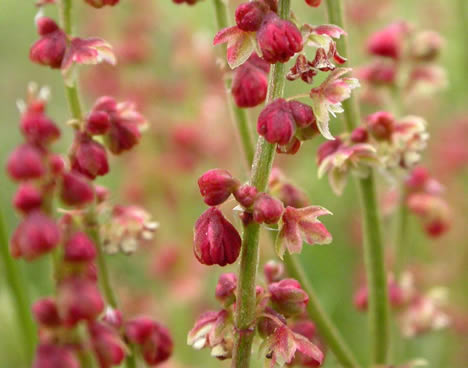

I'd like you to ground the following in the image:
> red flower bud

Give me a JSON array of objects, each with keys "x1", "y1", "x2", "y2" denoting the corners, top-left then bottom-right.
[
  {"x1": 71, "y1": 134, "x2": 109, "y2": 179},
  {"x1": 252, "y1": 193, "x2": 284, "y2": 224},
  {"x1": 235, "y1": 1, "x2": 267, "y2": 32},
  {"x1": 7, "y1": 144, "x2": 45, "y2": 181},
  {"x1": 277, "y1": 137, "x2": 301, "y2": 155},
  {"x1": 193, "y1": 207, "x2": 241, "y2": 266},
  {"x1": 256, "y1": 13, "x2": 303, "y2": 64},
  {"x1": 64, "y1": 232, "x2": 96, "y2": 262},
  {"x1": 289, "y1": 101, "x2": 316, "y2": 128},
  {"x1": 30, "y1": 17, "x2": 67, "y2": 69},
  {"x1": 13, "y1": 184, "x2": 43, "y2": 214},
  {"x1": 405, "y1": 166, "x2": 430, "y2": 192},
  {"x1": 232, "y1": 54, "x2": 269, "y2": 108},
  {"x1": 264, "y1": 260, "x2": 284, "y2": 283},
  {"x1": 89, "y1": 322, "x2": 126, "y2": 368},
  {"x1": 367, "y1": 22, "x2": 407, "y2": 59},
  {"x1": 21, "y1": 111, "x2": 60, "y2": 146},
  {"x1": 198, "y1": 169, "x2": 239, "y2": 206},
  {"x1": 58, "y1": 277, "x2": 104, "y2": 326},
  {"x1": 234, "y1": 184, "x2": 258, "y2": 208},
  {"x1": 215, "y1": 273, "x2": 237, "y2": 306},
  {"x1": 367, "y1": 111, "x2": 395, "y2": 140},
  {"x1": 86, "y1": 111, "x2": 111, "y2": 135},
  {"x1": 125, "y1": 317, "x2": 156, "y2": 344},
  {"x1": 32, "y1": 297, "x2": 61, "y2": 327},
  {"x1": 49, "y1": 154, "x2": 66, "y2": 175},
  {"x1": 257, "y1": 99, "x2": 295, "y2": 145},
  {"x1": 316, "y1": 138, "x2": 343, "y2": 165},
  {"x1": 11, "y1": 212, "x2": 60, "y2": 260},
  {"x1": 102, "y1": 308, "x2": 123, "y2": 329},
  {"x1": 60, "y1": 171, "x2": 94, "y2": 206},
  {"x1": 305, "y1": 0, "x2": 321, "y2": 7},
  {"x1": 350, "y1": 127, "x2": 369, "y2": 143},
  {"x1": 269, "y1": 278, "x2": 309, "y2": 316},
  {"x1": 84, "y1": 0, "x2": 120, "y2": 8},
  {"x1": 33, "y1": 344, "x2": 79, "y2": 368}
]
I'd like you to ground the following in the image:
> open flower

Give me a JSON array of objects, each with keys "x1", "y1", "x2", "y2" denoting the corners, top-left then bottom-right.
[
  {"x1": 310, "y1": 68, "x2": 360, "y2": 139},
  {"x1": 276, "y1": 206, "x2": 332, "y2": 259}
]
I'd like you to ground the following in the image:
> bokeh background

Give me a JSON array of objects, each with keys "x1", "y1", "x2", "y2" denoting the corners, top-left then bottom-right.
[{"x1": 0, "y1": 0, "x2": 467, "y2": 367}]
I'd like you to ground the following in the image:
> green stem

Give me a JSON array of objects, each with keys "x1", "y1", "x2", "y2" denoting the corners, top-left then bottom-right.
[
  {"x1": 325, "y1": 0, "x2": 390, "y2": 364},
  {"x1": 231, "y1": 1, "x2": 290, "y2": 367},
  {"x1": 213, "y1": 0, "x2": 255, "y2": 166},
  {"x1": 0, "y1": 212, "x2": 36, "y2": 363},
  {"x1": 284, "y1": 253, "x2": 360, "y2": 368},
  {"x1": 57, "y1": 2, "x2": 136, "y2": 367}
]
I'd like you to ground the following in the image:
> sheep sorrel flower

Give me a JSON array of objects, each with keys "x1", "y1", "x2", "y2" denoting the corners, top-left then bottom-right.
[
  {"x1": 198, "y1": 169, "x2": 240, "y2": 206},
  {"x1": 366, "y1": 22, "x2": 408, "y2": 59},
  {"x1": 193, "y1": 207, "x2": 241, "y2": 266},
  {"x1": 29, "y1": 17, "x2": 67, "y2": 69},
  {"x1": 269, "y1": 279, "x2": 309, "y2": 317}
]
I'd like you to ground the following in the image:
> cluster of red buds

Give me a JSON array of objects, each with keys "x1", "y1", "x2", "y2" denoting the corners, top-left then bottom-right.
[
  {"x1": 188, "y1": 263, "x2": 326, "y2": 366},
  {"x1": 404, "y1": 166, "x2": 451, "y2": 237},
  {"x1": 193, "y1": 168, "x2": 332, "y2": 266},
  {"x1": 354, "y1": 272, "x2": 450, "y2": 337},
  {"x1": 358, "y1": 22, "x2": 446, "y2": 105}
]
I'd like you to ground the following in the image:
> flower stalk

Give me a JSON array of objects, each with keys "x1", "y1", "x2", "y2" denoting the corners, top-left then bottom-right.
[
  {"x1": 325, "y1": 0, "x2": 390, "y2": 364},
  {"x1": 0, "y1": 211, "x2": 36, "y2": 363}
]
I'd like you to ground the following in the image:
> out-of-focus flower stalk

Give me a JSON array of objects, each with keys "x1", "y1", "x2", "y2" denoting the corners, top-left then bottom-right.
[
  {"x1": 0, "y1": 211, "x2": 36, "y2": 363},
  {"x1": 326, "y1": 0, "x2": 390, "y2": 364},
  {"x1": 213, "y1": 0, "x2": 255, "y2": 166},
  {"x1": 231, "y1": 1, "x2": 290, "y2": 367},
  {"x1": 57, "y1": 1, "x2": 136, "y2": 367}
]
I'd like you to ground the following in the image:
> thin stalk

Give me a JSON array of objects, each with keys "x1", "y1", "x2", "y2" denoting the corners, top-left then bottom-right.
[
  {"x1": 325, "y1": 0, "x2": 390, "y2": 364},
  {"x1": 57, "y1": 2, "x2": 136, "y2": 367},
  {"x1": 213, "y1": 0, "x2": 255, "y2": 166},
  {"x1": 283, "y1": 253, "x2": 360, "y2": 368},
  {"x1": 231, "y1": 1, "x2": 290, "y2": 367},
  {"x1": 0, "y1": 212, "x2": 36, "y2": 363}
]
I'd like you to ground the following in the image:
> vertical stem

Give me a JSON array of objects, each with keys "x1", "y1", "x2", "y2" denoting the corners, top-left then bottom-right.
[
  {"x1": 213, "y1": 0, "x2": 255, "y2": 166},
  {"x1": 283, "y1": 253, "x2": 360, "y2": 368},
  {"x1": 325, "y1": 0, "x2": 390, "y2": 364},
  {"x1": 231, "y1": 2, "x2": 290, "y2": 367},
  {"x1": 0, "y1": 212, "x2": 36, "y2": 363}
]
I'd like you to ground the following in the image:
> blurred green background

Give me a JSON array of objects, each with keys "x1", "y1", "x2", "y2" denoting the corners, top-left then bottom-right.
[{"x1": 0, "y1": 0, "x2": 467, "y2": 367}]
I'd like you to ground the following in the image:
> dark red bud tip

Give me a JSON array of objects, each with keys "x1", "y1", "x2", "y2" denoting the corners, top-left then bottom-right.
[
  {"x1": 367, "y1": 111, "x2": 395, "y2": 140},
  {"x1": 64, "y1": 232, "x2": 96, "y2": 262},
  {"x1": 350, "y1": 126, "x2": 369, "y2": 143},
  {"x1": 60, "y1": 171, "x2": 95, "y2": 207},
  {"x1": 193, "y1": 207, "x2": 241, "y2": 266},
  {"x1": 30, "y1": 21, "x2": 67, "y2": 69},
  {"x1": 86, "y1": 111, "x2": 111, "y2": 135},
  {"x1": 234, "y1": 184, "x2": 258, "y2": 208},
  {"x1": 288, "y1": 100, "x2": 316, "y2": 128},
  {"x1": 269, "y1": 278, "x2": 309, "y2": 316},
  {"x1": 21, "y1": 112, "x2": 60, "y2": 146},
  {"x1": 257, "y1": 98, "x2": 295, "y2": 145},
  {"x1": 36, "y1": 17, "x2": 59, "y2": 36},
  {"x1": 13, "y1": 184, "x2": 43, "y2": 214},
  {"x1": 232, "y1": 55, "x2": 269, "y2": 108},
  {"x1": 305, "y1": 0, "x2": 321, "y2": 7},
  {"x1": 252, "y1": 193, "x2": 284, "y2": 224},
  {"x1": 7, "y1": 144, "x2": 45, "y2": 181},
  {"x1": 32, "y1": 297, "x2": 61, "y2": 327},
  {"x1": 198, "y1": 169, "x2": 239, "y2": 206},
  {"x1": 235, "y1": 1, "x2": 267, "y2": 32},
  {"x1": 71, "y1": 134, "x2": 109, "y2": 179}
]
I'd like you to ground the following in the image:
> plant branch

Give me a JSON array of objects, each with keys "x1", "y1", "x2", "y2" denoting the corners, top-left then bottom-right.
[{"x1": 325, "y1": 0, "x2": 390, "y2": 364}]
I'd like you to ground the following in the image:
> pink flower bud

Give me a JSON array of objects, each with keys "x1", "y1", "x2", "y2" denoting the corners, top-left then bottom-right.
[
  {"x1": 405, "y1": 166, "x2": 432, "y2": 193},
  {"x1": 289, "y1": 101, "x2": 316, "y2": 128},
  {"x1": 425, "y1": 219, "x2": 449, "y2": 238},
  {"x1": 366, "y1": 111, "x2": 395, "y2": 141},
  {"x1": 305, "y1": 0, "x2": 321, "y2": 6},
  {"x1": 21, "y1": 111, "x2": 60, "y2": 146},
  {"x1": 350, "y1": 127, "x2": 369, "y2": 143},
  {"x1": 193, "y1": 207, "x2": 241, "y2": 266},
  {"x1": 86, "y1": 111, "x2": 111, "y2": 135},
  {"x1": 13, "y1": 184, "x2": 43, "y2": 214},
  {"x1": 215, "y1": 273, "x2": 237, "y2": 306},
  {"x1": 57, "y1": 277, "x2": 104, "y2": 326},
  {"x1": 7, "y1": 144, "x2": 45, "y2": 181},
  {"x1": 264, "y1": 260, "x2": 284, "y2": 283},
  {"x1": 235, "y1": 1, "x2": 267, "y2": 32},
  {"x1": 32, "y1": 297, "x2": 61, "y2": 327},
  {"x1": 257, "y1": 99, "x2": 295, "y2": 145},
  {"x1": 269, "y1": 278, "x2": 309, "y2": 316},
  {"x1": 367, "y1": 22, "x2": 407, "y2": 59},
  {"x1": 357, "y1": 61, "x2": 396, "y2": 86},
  {"x1": 11, "y1": 212, "x2": 60, "y2": 260},
  {"x1": 232, "y1": 54, "x2": 269, "y2": 108},
  {"x1": 49, "y1": 154, "x2": 65, "y2": 175},
  {"x1": 71, "y1": 134, "x2": 109, "y2": 179},
  {"x1": 33, "y1": 344, "x2": 79, "y2": 368},
  {"x1": 89, "y1": 322, "x2": 126, "y2": 368},
  {"x1": 257, "y1": 307, "x2": 286, "y2": 338},
  {"x1": 256, "y1": 13, "x2": 303, "y2": 64},
  {"x1": 316, "y1": 138, "x2": 342, "y2": 165},
  {"x1": 60, "y1": 171, "x2": 94, "y2": 206},
  {"x1": 198, "y1": 169, "x2": 239, "y2": 206},
  {"x1": 30, "y1": 17, "x2": 67, "y2": 69},
  {"x1": 234, "y1": 184, "x2": 258, "y2": 208},
  {"x1": 252, "y1": 193, "x2": 284, "y2": 224},
  {"x1": 64, "y1": 232, "x2": 96, "y2": 262},
  {"x1": 102, "y1": 308, "x2": 123, "y2": 329},
  {"x1": 84, "y1": 0, "x2": 120, "y2": 8},
  {"x1": 125, "y1": 316, "x2": 156, "y2": 344}
]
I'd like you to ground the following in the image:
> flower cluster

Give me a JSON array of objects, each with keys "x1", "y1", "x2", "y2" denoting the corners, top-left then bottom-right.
[
  {"x1": 188, "y1": 266, "x2": 325, "y2": 367},
  {"x1": 354, "y1": 272, "x2": 450, "y2": 337},
  {"x1": 358, "y1": 22, "x2": 446, "y2": 106},
  {"x1": 404, "y1": 166, "x2": 451, "y2": 237},
  {"x1": 194, "y1": 169, "x2": 332, "y2": 265}
]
